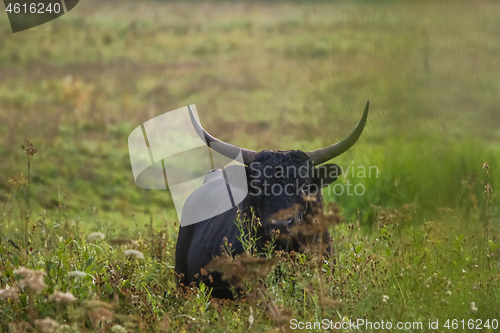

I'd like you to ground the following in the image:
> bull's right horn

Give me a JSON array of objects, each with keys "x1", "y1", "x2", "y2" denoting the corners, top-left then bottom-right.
[{"x1": 306, "y1": 101, "x2": 369, "y2": 165}]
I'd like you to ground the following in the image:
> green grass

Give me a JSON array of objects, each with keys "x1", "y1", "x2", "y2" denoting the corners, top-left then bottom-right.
[{"x1": 0, "y1": 0, "x2": 500, "y2": 331}]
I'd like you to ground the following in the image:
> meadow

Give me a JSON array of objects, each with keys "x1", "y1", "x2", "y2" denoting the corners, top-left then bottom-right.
[{"x1": 0, "y1": 0, "x2": 500, "y2": 331}]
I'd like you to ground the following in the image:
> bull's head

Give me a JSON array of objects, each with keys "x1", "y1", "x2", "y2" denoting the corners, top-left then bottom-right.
[
  {"x1": 189, "y1": 102, "x2": 369, "y2": 241},
  {"x1": 245, "y1": 150, "x2": 342, "y2": 238}
]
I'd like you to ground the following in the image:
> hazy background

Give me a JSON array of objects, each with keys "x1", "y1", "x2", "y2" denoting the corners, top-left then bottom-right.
[{"x1": 1, "y1": 0, "x2": 499, "y2": 232}]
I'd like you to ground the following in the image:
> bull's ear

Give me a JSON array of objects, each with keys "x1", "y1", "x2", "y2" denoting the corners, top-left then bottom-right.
[{"x1": 313, "y1": 163, "x2": 341, "y2": 188}]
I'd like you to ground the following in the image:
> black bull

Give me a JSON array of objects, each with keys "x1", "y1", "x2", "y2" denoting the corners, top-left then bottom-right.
[{"x1": 175, "y1": 102, "x2": 369, "y2": 298}]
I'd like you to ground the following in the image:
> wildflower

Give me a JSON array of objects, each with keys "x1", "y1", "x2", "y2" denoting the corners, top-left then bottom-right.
[
  {"x1": 68, "y1": 270, "x2": 88, "y2": 279},
  {"x1": 484, "y1": 183, "x2": 493, "y2": 195},
  {"x1": 206, "y1": 253, "x2": 279, "y2": 289},
  {"x1": 17, "y1": 274, "x2": 46, "y2": 293},
  {"x1": 0, "y1": 288, "x2": 19, "y2": 301},
  {"x1": 111, "y1": 325, "x2": 127, "y2": 333},
  {"x1": 382, "y1": 295, "x2": 389, "y2": 303},
  {"x1": 124, "y1": 249, "x2": 144, "y2": 259},
  {"x1": 49, "y1": 291, "x2": 76, "y2": 303},
  {"x1": 9, "y1": 322, "x2": 30, "y2": 333},
  {"x1": 34, "y1": 317, "x2": 60, "y2": 333},
  {"x1": 8, "y1": 173, "x2": 28, "y2": 188},
  {"x1": 446, "y1": 291, "x2": 452, "y2": 295},
  {"x1": 470, "y1": 302, "x2": 478, "y2": 312},
  {"x1": 59, "y1": 325, "x2": 73, "y2": 333},
  {"x1": 21, "y1": 139, "x2": 37, "y2": 156},
  {"x1": 249, "y1": 306, "x2": 254, "y2": 327},
  {"x1": 14, "y1": 266, "x2": 46, "y2": 293},
  {"x1": 88, "y1": 232, "x2": 105, "y2": 241},
  {"x1": 482, "y1": 162, "x2": 490, "y2": 176},
  {"x1": 88, "y1": 308, "x2": 114, "y2": 325},
  {"x1": 14, "y1": 266, "x2": 35, "y2": 277}
]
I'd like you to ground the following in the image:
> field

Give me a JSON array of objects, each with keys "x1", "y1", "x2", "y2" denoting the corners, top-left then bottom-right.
[{"x1": 1, "y1": 0, "x2": 500, "y2": 331}]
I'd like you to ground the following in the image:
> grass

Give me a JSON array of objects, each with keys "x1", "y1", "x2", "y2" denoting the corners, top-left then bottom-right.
[{"x1": 0, "y1": 0, "x2": 500, "y2": 331}]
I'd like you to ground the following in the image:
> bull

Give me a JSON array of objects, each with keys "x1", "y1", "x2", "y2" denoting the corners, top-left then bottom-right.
[{"x1": 175, "y1": 102, "x2": 369, "y2": 298}]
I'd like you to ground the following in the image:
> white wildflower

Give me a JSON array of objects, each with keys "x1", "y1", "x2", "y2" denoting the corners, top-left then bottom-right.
[
  {"x1": 14, "y1": 266, "x2": 36, "y2": 277},
  {"x1": 34, "y1": 317, "x2": 60, "y2": 333},
  {"x1": 382, "y1": 295, "x2": 389, "y2": 303},
  {"x1": 470, "y1": 302, "x2": 478, "y2": 312},
  {"x1": 111, "y1": 325, "x2": 127, "y2": 333},
  {"x1": 68, "y1": 270, "x2": 88, "y2": 279},
  {"x1": 59, "y1": 325, "x2": 75, "y2": 333},
  {"x1": 124, "y1": 249, "x2": 144, "y2": 259},
  {"x1": 14, "y1": 267, "x2": 46, "y2": 293},
  {"x1": 9, "y1": 322, "x2": 30, "y2": 333},
  {"x1": 49, "y1": 291, "x2": 76, "y2": 303},
  {"x1": 446, "y1": 290, "x2": 452, "y2": 295},
  {"x1": 88, "y1": 232, "x2": 105, "y2": 241},
  {"x1": 0, "y1": 288, "x2": 19, "y2": 301},
  {"x1": 17, "y1": 274, "x2": 46, "y2": 293}
]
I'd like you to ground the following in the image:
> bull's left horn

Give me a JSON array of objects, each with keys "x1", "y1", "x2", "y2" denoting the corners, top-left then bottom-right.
[
  {"x1": 307, "y1": 101, "x2": 369, "y2": 165},
  {"x1": 188, "y1": 105, "x2": 257, "y2": 165}
]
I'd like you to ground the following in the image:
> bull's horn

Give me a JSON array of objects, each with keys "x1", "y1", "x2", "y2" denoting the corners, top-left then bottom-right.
[
  {"x1": 307, "y1": 101, "x2": 369, "y2": 165},
  {"x1": 188, "y1": 105, "x2": 257, "y2": 165}
]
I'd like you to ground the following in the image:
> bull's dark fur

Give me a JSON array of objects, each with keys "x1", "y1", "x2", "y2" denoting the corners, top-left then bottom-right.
[{"x1": 175, "y1": 150, "x2": 339, "y2": 298}]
